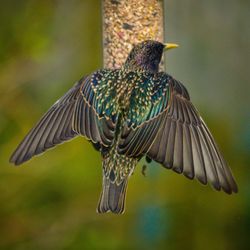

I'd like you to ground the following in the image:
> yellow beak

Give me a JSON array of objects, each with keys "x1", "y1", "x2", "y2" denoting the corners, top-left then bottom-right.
[{"x1": 164, "y1": 43, "x2": 179, "y2": 51}]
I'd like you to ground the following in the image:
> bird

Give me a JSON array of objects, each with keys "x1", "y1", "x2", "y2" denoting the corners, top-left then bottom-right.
[{"x1": 10, "y1": 40, "x2": 238, "y2": 214}]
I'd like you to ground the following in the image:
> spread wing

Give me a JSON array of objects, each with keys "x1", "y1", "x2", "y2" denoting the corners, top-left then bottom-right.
[
  {"x1": 119, "y1": 73, "x2": 238, "y2": 194},
  {"x1": 10, "y1": 70, "x2": 117, "y2": 165}
]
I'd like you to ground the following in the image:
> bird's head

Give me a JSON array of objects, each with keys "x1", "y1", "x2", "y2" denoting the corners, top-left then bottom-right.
[{"x1": 124, "y1": 40, "x2": 179, "y2": 73}]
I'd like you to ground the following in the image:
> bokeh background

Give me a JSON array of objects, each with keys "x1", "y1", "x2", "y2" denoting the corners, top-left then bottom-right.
[{"x1": 0, "y1": 0, "x2": 249, "y2": 249}]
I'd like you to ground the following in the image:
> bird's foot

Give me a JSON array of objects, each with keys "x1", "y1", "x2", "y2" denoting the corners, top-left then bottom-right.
[
  {"x1": 142, "y1": 165, "x2": 147, "y2": 177},
  {"x1": 141, "y1": 156, "x2": 152, "y2": 177}
]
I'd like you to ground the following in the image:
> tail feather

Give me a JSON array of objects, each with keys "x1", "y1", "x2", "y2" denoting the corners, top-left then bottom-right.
[{"x1": 97, "y1": 176, "x2": 128, "y2": 214}]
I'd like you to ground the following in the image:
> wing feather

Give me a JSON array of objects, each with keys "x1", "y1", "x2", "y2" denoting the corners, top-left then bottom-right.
[
  {"x1": 148, "y1": 77, "x2": 237, "y2": 193},
  {"x1": 10, "y1": 70, "x2": 118, "y2": 165},
  {"x1": 117, "y1": 73, "x2": 237, "y2": 194},
  {"x1": 157, "y1": 116, "x2": 171, "y2": 163},
  {"x1": 173, "y1": 121, "x2": 183, "y2": 173}
]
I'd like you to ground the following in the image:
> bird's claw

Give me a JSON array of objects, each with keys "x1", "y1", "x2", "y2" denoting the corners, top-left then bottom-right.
[{"x1": 142, "y1": 164, "x2": 147, "y2": 177}]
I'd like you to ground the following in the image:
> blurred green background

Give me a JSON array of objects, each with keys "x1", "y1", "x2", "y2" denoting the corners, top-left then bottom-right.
[{"x1": 0, "y1": 0, "x2": 249, "y2": 249}]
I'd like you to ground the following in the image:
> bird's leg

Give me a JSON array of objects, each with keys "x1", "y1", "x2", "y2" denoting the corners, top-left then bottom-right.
[
  {"x1": 142, "y1": 164, "x2": 147, "y2": 177},
  {"x1": 141, "y1": 156, "x2": 152, "y2": 177},
  {"x1": 146, "y1": 156, "x2": 152, "y2": 163},
  {"x1": 92, "y1": 142, "x2": 101, "y2": 152}
]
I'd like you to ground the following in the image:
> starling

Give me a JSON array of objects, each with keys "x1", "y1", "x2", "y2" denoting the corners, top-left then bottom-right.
[{"x1": 10, "y1": 40, "x2": 238, "y2": 214}]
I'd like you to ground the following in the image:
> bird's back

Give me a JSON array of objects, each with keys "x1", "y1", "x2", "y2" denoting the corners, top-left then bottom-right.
[{"x1": 92, "y1": 69, "x2": 170, "y2": 129}]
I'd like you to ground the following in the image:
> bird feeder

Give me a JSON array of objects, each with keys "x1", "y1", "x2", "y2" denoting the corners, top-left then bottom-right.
[{"x1": 102, "y1": 0, "x2": 164, "y2": 69}]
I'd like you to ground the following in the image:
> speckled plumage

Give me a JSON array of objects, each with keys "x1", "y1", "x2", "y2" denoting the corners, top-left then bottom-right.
[{"x1": 10, "y1": 40, "x2": 238, "y2": 214}]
